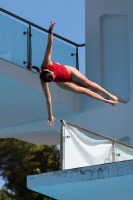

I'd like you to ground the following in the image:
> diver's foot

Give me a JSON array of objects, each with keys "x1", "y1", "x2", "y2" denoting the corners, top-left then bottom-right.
[
  {"x1": 104, "y1": 98, "x2": 118, "y2": 106},
  {"x1": 107, "y1": 93, "x2": 118, "y2": 102},
  {"x1": 109, "y1": 100, "x2": 118, "y2": 106}
]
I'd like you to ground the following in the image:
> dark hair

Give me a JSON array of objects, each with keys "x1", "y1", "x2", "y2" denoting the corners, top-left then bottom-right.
[
  {"x1": 26, "y1": 65, "x2": 53, "y2": 82},
  {"x1": 40, "y1": 71, "x2": 53, "y2": 82}
]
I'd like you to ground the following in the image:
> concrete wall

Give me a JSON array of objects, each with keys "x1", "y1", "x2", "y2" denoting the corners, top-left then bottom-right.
[
  {"x1": 82, "y1": 0, "x2": 133, "y2": 144},
  {"x1": 50, "y1": 0, "x2": 132, "y2": 145}
]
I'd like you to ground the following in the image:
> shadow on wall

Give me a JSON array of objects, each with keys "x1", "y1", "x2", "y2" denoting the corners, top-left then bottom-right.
[{"x1": 119, "y1": 136, "x2": 131, "y2": 145}]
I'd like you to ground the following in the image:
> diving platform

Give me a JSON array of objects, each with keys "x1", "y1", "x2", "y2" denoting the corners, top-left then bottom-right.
[
  {"x1": 27, "y1": 160, "x2": 133, "y2": 200},
  {"x1": 27, "y1": 121, "x2": 133, "y2": 199}
]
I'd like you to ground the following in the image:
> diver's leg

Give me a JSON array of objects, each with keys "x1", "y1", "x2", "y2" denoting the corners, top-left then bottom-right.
[
  {"x1": 68, "y1": 67, "x2": 118, "y2": 102},
  {"x1": 57, "y1": 82, "x2": 118, "y2": 106}
]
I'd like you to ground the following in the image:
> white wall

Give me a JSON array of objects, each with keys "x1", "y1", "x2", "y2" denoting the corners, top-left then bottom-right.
[{"x1": 82, "y1": 0, "x2": 133, "y2": 144}]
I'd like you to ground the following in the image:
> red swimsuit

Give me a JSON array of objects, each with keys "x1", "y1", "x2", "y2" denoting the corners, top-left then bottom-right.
[{"x1": 42, "y1": 62, "x2": 71, "y2": 82}]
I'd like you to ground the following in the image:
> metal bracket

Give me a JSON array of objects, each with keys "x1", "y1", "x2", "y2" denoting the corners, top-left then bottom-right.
[
  {"x1": 71, "y1": 53, "x2": 76, "y2": 56},
  {"x1": 23, "y1": 61, "x2": 32, "y2": 71},
  {"x1": 60, "y1": 119, "x2": 66, "y2": 125},
  {"x1": 23, "y1": 61, "x2": 28, "y2": 64},
  {"x1": 71, "y1": 47, "x2": 79, "y2": 70},
  {"x1": 23, "y1": 31, "x2": 32, "y2": 36},
  {"x1": 111, "y1": 152, "x2": 120, "y2": 157},
  {"x1": 111, "y1": 151, "x2": 115, "y2": 155},
  {"x1": 64, "y1": 135, "x2": 70, "y2": 139}
]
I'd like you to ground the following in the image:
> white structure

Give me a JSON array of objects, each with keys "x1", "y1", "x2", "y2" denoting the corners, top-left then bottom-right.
[
  {"x1": 28, "y1": 1, "x2": 133, "y2": 198},
  {"x1": 60, "y1": 121, "x2": 133, "y2": 170},
  {"x1": 84, "y1": 0, "x2": 133, "y2": 145},
  {"x1": 1, "y1": 1, "x2": 133, "y2": 199},
  {"x1": 0, "y1": 0, "x2": 133, "y2": 146}
]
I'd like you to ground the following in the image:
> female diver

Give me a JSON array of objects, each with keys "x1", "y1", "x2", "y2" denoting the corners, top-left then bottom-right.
[{"x1": 31, "y1": 21, "x2": 118, "y2": 126}]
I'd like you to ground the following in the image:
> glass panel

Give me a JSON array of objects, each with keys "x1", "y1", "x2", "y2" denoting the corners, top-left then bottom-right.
[
  {"x1": 115, "y1": 143, "x2": 133, "y2": 162},
  {"x1": 52, "y1": 39, "x2": 76, "y2": 67},
  {"x1": 31, "y1": 28, "x2": 76, "y2": 70},
  {"x1": 31, "y1": 28, "x2": 47, "y2": 69},
  {"x1": 0, "y1": 14, "x2": 27, "y2": 67}
]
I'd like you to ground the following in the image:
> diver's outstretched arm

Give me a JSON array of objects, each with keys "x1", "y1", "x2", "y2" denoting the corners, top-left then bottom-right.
[
  {"x1": 42, "y1": 21, "x2": 56, "y2": 67},
  {"x1": 40, "y1": 80, "x2": 56, "y2": 126}
]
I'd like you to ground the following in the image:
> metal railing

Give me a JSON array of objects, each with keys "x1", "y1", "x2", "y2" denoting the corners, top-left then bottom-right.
[
  {"x1": 60, "y1": 120, "x2": 133, "y2": 170},
  {"x1": 0, "y1": 8, "x2": 85, "y2": 70}
]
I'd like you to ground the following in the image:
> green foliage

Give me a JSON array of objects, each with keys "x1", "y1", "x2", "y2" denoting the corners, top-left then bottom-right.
[
  {"x1": 0, "y1": 138, "x2": 59, "y2": 200},
  {"x1": 0, "y1": 187, "x2": 16, "y2": 200}
]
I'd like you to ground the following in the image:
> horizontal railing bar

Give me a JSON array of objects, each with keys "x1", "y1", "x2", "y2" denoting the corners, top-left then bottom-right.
[
  {"x1": 0, "y1": 8, "x2": 85, "y2": 47},
  {"x1": 62, "y1": 120, "x2": 133, "y2": 150}
]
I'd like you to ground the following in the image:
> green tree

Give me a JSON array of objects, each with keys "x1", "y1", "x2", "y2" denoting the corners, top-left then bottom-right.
[
  {"x1": 0, "y1": 138, "x2": 59, "y2": 200},
  {"x1": 0, "y1": 187, "x2": 15, "y2": 200}
]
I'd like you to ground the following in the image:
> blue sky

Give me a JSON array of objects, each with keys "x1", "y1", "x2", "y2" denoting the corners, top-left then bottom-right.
[{"x1": 0, "y1": 0, "x2": 85, "y2": 189}]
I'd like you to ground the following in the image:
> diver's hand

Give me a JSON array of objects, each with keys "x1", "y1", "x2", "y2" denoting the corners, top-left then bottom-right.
[
  {"x1": 49, "y1": 20, "x2": 56, "y2": 29},
  {"x1": 47, "y1": 115, "x2": 56, "y2": 126}
]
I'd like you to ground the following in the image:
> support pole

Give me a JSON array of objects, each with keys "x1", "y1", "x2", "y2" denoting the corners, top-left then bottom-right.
[
  {"x1": 27, "y1": 25, "x2": 32, "y2": 67},
  {"x1": 71, "y1": 47, "x2": 79, "y2": 70},
  {"x1": 76, "y1": 46, "x2": 79, "y2": 71},
  {"x1": 60, "y1": 120, "x2": 66, "y2": 170},
  {"x1": 112, "y1": 142, "x2": 115, "y2": 162}
]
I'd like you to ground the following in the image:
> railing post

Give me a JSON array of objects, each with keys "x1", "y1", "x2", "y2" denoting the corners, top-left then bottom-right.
[
  {"x1": 71, "y1": 47, "x2": 79, "y2": 70},
  {"x1": 23, "y1": 25, "x2": 32, "y2": 68},
  {"x1": 76, "y1": 46, "x2": 79, "y2": 71},
  {"x1": 60, "y1": 120, "x2": 66, "y2": 170},
  {"x1": 112, "y1": 142, "x2": 115, "y2": 162},
  {"x1": 27, "y1": 25, "x2": 32, "y2": 67}
]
